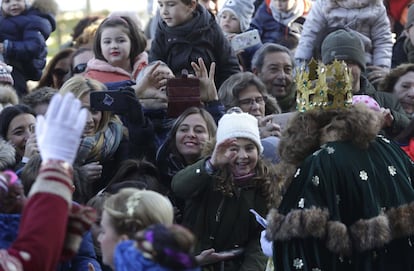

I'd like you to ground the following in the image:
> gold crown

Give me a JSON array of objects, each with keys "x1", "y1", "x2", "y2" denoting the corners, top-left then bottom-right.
[{"x1": 295, "y1": 59, "x2": 353, "y2": 112}]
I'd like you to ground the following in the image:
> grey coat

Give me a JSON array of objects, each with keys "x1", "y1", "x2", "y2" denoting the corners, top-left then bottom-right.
[{"x1": 295, "y1": 0, "x2": 393, "y2": 68}]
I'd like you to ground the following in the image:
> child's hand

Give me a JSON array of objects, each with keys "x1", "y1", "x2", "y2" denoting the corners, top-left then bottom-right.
[
  {"x1": 191, "y1": 57, "x2": 218, "y2": 102},
  {"x1": 210, "y1": 138, "x2": 238, "y2": 168}
]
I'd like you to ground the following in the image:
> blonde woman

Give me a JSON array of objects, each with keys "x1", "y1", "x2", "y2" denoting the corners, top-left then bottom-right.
[
  {"x1": 98, "y1": 188, "x2": 174, "y2": 269},
  {"x1": 59, "y1": 76, "x2": 156, "y2": 202}
]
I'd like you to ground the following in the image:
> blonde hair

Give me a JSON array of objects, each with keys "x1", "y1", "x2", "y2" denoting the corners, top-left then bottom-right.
[
  {"x1": 59, "y1": 75, "x2": 114, "y2": 133},
  {"x1": 104, "y1": 188, "x2": 174, "y2": 238}
]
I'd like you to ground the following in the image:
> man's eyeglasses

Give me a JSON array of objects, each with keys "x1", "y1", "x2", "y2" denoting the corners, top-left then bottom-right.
[
  {"x1": 238, "y1": 96, "x2": 267, "y2": 106},
  {"x1": 72, "y1": 63, "x2": 87, "y2": 74}
]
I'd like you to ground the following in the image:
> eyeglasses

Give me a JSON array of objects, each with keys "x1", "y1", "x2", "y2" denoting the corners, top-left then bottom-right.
[
  {"x1": 72, "y1": 63, "x2": 87, "y2": 74},
  {"x1": 238, "y1": 96, "x2": 267, "y2": 106}
]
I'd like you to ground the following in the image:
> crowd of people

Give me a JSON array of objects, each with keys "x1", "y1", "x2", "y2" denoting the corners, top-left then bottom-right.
[{"x1": 2, "y1": 0, "x2": 414, "y2": 270}]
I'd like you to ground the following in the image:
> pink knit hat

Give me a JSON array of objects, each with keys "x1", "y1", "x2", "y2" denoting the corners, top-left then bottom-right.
[{"x1": 352, "y1": 95, "x2": 380, "y2": 112}]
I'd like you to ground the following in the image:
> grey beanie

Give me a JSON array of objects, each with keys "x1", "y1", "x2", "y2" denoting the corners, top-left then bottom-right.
[
  {"x1": 321, "y1": 29, "x2": 366, "y2": 71},
  {"x1": 406, "y1": 4, "x2": 414, "y2": 30},
  {"x1": 218, "y1": 0, "x2": 255, "y2": 32}
]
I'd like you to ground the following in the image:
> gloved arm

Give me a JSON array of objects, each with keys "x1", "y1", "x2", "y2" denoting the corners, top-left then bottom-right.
[{"x1": 4, "y1": 93, "x2": 88, "y2": 271}]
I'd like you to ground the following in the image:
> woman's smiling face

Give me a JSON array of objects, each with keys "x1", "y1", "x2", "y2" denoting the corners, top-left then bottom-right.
[{"x1": 175, "y1": 113, "x2": 210, "y2": 164}]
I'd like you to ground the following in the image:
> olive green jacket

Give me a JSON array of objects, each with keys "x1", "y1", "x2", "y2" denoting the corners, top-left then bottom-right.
[{"x1": 172, "y1": 158, "x2": 267, "y2": 271}]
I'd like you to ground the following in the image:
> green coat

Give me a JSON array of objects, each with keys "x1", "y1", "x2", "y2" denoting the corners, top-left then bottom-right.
[
  {"x1": 268, "y1": 136, "x2": 414, "y2": 271},
  {"x1": 172, "y1": 158, "x2": 267, "y2": 271}
]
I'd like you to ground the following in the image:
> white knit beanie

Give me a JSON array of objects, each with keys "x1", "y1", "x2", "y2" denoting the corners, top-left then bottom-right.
[
  {"x1": 216, "y1": 111, "x2": 263, "y2": 154},
  {"x1": 218, "y1": 0, "x2": 255, "y2": 32}
]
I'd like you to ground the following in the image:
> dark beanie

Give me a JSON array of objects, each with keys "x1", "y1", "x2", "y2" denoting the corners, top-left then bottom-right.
[{"x1": 321, "y1": 29, "x2": 366, "y2": 71}]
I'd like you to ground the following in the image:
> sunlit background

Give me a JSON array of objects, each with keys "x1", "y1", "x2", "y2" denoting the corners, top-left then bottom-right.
[{"x1": 48, "y1": 0, "x2": 151, "y2": 56}]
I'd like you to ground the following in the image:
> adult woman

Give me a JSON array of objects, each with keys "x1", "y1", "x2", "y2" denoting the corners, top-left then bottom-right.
[
  {"x1": 0, "y1": 104, "x2": 37, "y2": 170},
  {"x1": 37, "y1": 47, "x2": 76, "y2": 89},
  {"x1": 218, "y1": 72, "x2": 283, "y2": 163},
  {"x1": 172, "y1": 109, "x2": 273, "y2": 271},
  {"x1": 59, "y1": 76, "x2": 155, "y2": 199},
  {"x1": 218, "y1": 72, "x2": 281, "y2": 138},
  {"x1": 156, "y1": 107, "x2": 217, "y2": 191},
  {"x1": 98, "y1": 188, "x2": 174, "y2": 269},
  {"x1": 378, "y1": 63, "x2": 414, "y2": 117}
]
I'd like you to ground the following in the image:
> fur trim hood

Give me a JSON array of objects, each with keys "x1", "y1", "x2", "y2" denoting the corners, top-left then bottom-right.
[
  {"x1": 0, "y1": 138, "x2": 15, "y2": 170},
  {"x1": 31, "y1": 0, "x2": 58, "y2": 16}
]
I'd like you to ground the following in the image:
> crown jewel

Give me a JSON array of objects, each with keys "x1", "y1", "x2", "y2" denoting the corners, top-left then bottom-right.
[{"x1": 296, "y1": 59, "x2": 353, "y2": 112}]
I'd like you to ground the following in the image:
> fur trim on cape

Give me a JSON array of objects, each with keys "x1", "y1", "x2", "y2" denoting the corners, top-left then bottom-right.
[{"x1": 267, "y1": 202, "x2": 414, "y2": 256}]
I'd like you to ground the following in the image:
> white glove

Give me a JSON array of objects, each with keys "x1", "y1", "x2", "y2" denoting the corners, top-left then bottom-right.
[
  {"x1": 36, "y1": 93, "x2": 87, "y2": 165},
  {"x1": 260, "y1": 230, "x2": 273, "y2": 257}
]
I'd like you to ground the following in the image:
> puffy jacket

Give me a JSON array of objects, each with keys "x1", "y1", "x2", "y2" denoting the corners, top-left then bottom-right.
[
  {"x1": 149, "y1": 4, "x2": 240, "y2": 88},
  {"x1": 0, "y1": 0, "x2": 56, "y2": 80}
]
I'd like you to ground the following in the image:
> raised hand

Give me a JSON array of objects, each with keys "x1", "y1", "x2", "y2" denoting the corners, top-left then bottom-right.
[
  {"x1": 210, "y1": 138, "x2": 238, "y2": 168},
  {"x1": 191, "y1": 57, "x2": 218, "y2": 102}
]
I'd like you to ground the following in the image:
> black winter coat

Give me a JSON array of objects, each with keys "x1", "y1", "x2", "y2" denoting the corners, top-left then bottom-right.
[
  {"x1": 149, "y1": 4, "x2": 240, "y2": 88},
  {"x1": 0, "y1": 5, "x2": 56, "y2": 80}
]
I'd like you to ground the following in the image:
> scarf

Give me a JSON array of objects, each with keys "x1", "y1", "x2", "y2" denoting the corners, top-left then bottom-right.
[{"x1": 76, "y1": 121, "x2": 123, "y2": 165}]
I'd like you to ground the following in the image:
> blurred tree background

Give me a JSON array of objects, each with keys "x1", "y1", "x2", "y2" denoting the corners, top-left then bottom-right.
[{"x1": 47, "y1": 1, "x2": 149, "y2": 59}]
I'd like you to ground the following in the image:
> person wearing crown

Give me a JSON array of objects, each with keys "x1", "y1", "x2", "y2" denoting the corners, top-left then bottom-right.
[
  {"x1": 264, "y1": 59, "x2": 414, "y2": 271},
  {"x1": 320, "y1": 29, "x2": 410, "y2": 139}
]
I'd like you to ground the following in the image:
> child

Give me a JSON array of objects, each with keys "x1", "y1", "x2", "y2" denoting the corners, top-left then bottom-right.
[
  {"x1": 98, "y1": 188, "x2": 175, "y2": 269},
  {"x1": 217, "y1": 0, "x2": 255, "y2": 35},
  {"x1": 84, "y1": 16, "x2": 148, "y2": 85},
  {"x1": 114, "y1": 224, "x2": 200, "y2": 271},
  {"x1": 216, "y1": 0, "x2": 259, "y2": 71},
  {"x1": 149, "y1": 0, "x2": 240, "y2": 88},
  {"x1": 250, "y1": 0, "x2": 312, "y2": 50},
  {"x1": 295, "y1": 0, "x2": 393, "y2": 69},
  {"x1": 172, "y1": 108, "x2": 274, "y2": 270},
  {"x1": 0, "y1": 0, "x2": 58, "y2": 97}
]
